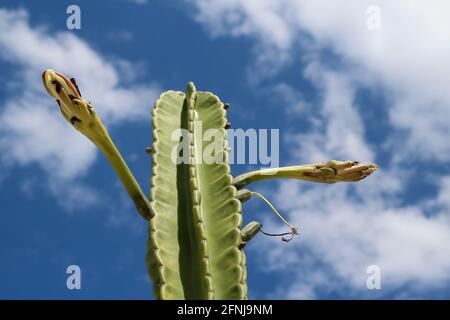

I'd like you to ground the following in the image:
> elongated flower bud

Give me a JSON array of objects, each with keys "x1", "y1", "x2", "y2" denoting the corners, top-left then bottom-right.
[
  {"x1": 42, "y1": 69, "x2": 109, "y2": 143},
  {"x1": 42, "y1": 69, "x2": 154, "y2": 220},
  {"x1": 233, "y1": 160, "x2": 378, "y2": 188}
]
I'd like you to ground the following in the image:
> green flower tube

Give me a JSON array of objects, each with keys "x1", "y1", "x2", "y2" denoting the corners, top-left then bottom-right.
[{"x1": 42, "y1": 69, "x2": 154, "y2": 220}]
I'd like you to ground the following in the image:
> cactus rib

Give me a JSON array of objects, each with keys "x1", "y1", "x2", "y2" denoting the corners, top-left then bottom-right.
[{"x1": 147, "y1": 83, "x2": 246, "y2": 299}]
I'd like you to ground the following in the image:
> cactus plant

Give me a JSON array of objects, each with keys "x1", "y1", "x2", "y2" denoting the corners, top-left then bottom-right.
[{"x1": 42, "y1": 69, "x2": 378, "y2": 300}]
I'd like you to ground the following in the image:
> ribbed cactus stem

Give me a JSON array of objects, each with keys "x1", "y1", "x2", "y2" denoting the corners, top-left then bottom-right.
[
  {"x1": 42, "y1": 69, "x2": 379, "y2": 300},
  {"x1": 147, "y1": 82, "x2": 245, "y2": 300},
  {"x1": 179, "y1": 81, "x2": 214, "y2": 299}
]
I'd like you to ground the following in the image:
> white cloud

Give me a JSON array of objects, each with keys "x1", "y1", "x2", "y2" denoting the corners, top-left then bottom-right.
[
  {"x1": 187, "y1": 0, "x2": 450, "y2": 298},
  {"x1": 425, "y1": 176, "x2": 450, "y2": 216},
  {"x1": 0, "y1": 8, "x2": 159, "y2": 209},
  {"x1": 287, "y1": 61, "x2": 375, "y2": 163},
  {"x1": 189, "y1": 0, "x2": 450, "y2": 163},
  {"x1": 269, "y1": 83, "x2": 309, "y2": 115},
  {"x1": 0, "y1": 9, "x2": 159, "y2": 124},
  {"x1": 192, "y1": 0, "x2": 293, "y2": 50},
  {"x1": 0, "y1": 96, "x2": 94, "y2": 180},
  {"x1": 254, "y1": 177, "x2": 450, "y2": 298}
]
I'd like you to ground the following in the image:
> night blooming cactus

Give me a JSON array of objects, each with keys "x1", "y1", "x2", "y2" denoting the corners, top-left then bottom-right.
[{"x1": 42, "y1": 69, "x2": 378, "y2": 300}]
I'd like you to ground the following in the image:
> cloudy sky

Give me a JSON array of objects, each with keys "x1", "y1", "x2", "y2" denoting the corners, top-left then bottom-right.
[{"x1": 0, "y1": 0, "x2": 449, "y2": 299}]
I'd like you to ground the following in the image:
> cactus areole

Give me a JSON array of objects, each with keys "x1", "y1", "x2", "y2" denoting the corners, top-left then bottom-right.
[{"x1": 42, "y1": 70, "x2": 378, "y2": 300}]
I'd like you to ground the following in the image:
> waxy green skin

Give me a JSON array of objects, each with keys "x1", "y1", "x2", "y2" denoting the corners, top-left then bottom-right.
[
  {"x1": 42, "y1": 70, "x2": 378, "y2": 300},
  {"x1": 147, "y1": 83, "x2": 245, "y2": 299},
  {"x1": 145, "y1": 84, "x2": 377, "y2": 299}
]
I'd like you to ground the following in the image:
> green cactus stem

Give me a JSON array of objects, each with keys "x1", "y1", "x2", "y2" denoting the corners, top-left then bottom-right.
[
  {"x1": 42, "y1": 70, "x2": 378, "y2": 300},
  {"x1": 147, "y1": 82, "x2": 245, "y2": 299}
]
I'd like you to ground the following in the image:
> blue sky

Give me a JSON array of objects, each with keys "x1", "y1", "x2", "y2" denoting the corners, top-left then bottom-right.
[{"x1": 0, "y1": 0, "x2": 450, "y2": 299}]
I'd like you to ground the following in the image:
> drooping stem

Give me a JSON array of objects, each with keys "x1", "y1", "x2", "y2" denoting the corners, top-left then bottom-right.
[
  {"x1": 42, "y1": 69, "x2": 154, "y2": 220},
  {"x1": 93, "y1": 130, "x2": 154, "y2": 220}
]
